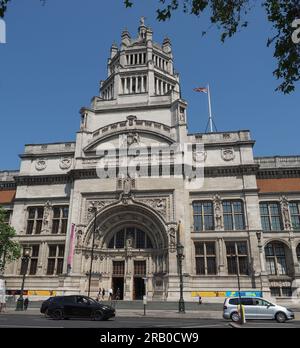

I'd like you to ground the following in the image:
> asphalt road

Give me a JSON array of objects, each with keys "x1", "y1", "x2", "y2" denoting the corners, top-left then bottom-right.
[{"x1": 0, "y1": 314, "x2": 300, "y2": 328}]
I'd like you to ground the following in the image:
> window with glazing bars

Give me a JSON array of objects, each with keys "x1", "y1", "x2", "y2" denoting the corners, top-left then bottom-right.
[
  {"x1": 226, "y1": 242, "x2": 249, "y2": 275},
  {"x1": 265, "y1": 243, "x2": 288, "y2": 275},
  {"x1": 20, "y1": 245, "x2": 40, "y2": 276},
  {"x1": 223, "y1": 201, "x2": 245, "y2": 230},
  {"x1": 259, "y1": 202, "x2": 283, "y2": 231},
  {"x1": 134, "y1": 261, "x2": 146, "y2": 276},
  {"x1": 52, "y1": 206, "x2": 69, "y2": 234},
  {"x1": 26, "y1": 207, "x2": 44, "y2": 235},
  {"x1": 193, "y1": 202, "x2": 214, "y2": 231},
  {"x1": 289, "y1": 202, "x2": 300, "y2": 230},
  {"x1": 113, "y1": 261, "x2": 125, "y2": 275},
  {"x1": 195, "y1": 242, "x2": 217, "y2": 275},
  {"x1": 46, "y1": 245, "x2": 65, "y2": 275}
]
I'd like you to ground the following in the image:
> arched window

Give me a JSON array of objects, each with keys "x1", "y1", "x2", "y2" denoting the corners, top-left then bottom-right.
[
  {"x1": 265, "y1": 242, "x2": 288, "y2": 275},
  {"x1": 108, "y1": 227, "x2": 154, "y2": 249}
]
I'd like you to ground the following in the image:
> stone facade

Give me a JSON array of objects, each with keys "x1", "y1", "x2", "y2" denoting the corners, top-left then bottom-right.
[{"x1": 1, "y1": 20, "x2": 300, "y2": 302}]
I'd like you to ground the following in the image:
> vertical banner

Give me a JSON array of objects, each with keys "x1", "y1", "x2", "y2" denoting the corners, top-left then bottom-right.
[{"x1": 67, "y1": 223, "x2": 76, "y2": 274}]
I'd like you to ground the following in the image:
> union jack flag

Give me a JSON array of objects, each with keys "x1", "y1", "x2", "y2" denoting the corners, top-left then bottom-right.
[{"x1": 193, "y1": 87, "x2": 208, "y2": 93}]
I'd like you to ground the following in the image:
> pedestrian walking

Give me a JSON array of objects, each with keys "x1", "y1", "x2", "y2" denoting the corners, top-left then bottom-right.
[
  {"x1": 198, "y1": 296, "x2": 202, "y2": 305},
  {"x1": 102, "y1": 288, "x2": 105, "y2": 300},
  {"x1": 24, "y1": 297, "x2": 29, "y2": 311}
]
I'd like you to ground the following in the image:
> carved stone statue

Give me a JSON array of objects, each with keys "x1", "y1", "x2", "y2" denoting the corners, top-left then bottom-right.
[
  {"x1": 280, "y1": 196, "x2": 292, "y2": 230},
  {"x1": 43, "y1": 201, "x2": 52, "y2": 232},
  {"x1": 213, "y1": 194, "x2": 223, "y2": 229},
  {"x1": 124, "y1": 177, "x2": 132, "y2": 195}
]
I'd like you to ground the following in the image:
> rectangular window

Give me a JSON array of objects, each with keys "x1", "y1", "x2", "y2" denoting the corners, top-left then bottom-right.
[
  {"x1": 289, "y1": 202, "x2": 300, "y2": 230},
  {"x1": 20, "y1": 245, "x2": 40, "y2": 276},
  {"x1": 47, "y1": 245, "x2": 65, "y2": 275},
  {"x1": 223, "y1": 201, "x2": 245, "y2": 230},
  {"x1": 260, "y1": 202, "x2": 283, "y2": 231},
  {"x1": 226, "y1": 242, "x2": 249, "y2": 275},
  {"x1": 195, "y1": 242, "x2": 216, "y2": 275},
  {"x1": 26, "y1": 207, "x2": 44, "y2": 235},
  {"x1": 193, "y1": 202, "x2": 214, "y2": 231},
  {"x1": 134, "y1": 261, "x2": 146, "y2": 276},
  {"x1": 51, "y1": 206, "x2": 69, "y2": 234},
  {"x1": 113, "y1": 261, "x2": 125, "y2": 276}
]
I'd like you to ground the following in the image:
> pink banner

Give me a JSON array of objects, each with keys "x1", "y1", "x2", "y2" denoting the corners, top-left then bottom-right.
[{"x1": 67, "y1": 223, "x2": 76, "y2": 270}]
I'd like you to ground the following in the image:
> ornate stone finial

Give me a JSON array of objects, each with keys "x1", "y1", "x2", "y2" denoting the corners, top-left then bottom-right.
[
  {"x1": 140, "y1": 16, "x2": 146, "y2": 26},
  {"x1": 280, "y1": 195, "x2": 292, "y2": 230}
]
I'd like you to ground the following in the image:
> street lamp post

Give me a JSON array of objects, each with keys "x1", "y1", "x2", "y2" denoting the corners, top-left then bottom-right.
[
  {"x1": 177, "y1": 243, "x2": 185, "y2": 313},
  {"x1": 16, "y1": 246, "x2": 31, "y2": 311},
  {"x1": 87, "y1": 204, "x2": 97, "y2": 298},
  {"x1": 231, "y1": 253, "x2": 244, "y2": 324}
]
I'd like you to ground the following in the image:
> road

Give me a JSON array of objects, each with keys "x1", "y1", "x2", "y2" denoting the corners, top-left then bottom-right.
[{"x1": 0, "y1": 314, "x2": 300, "y2": 328}]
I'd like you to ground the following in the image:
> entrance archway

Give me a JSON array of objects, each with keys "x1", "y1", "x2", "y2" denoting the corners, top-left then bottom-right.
[{"x1": 82, "y1": 201, "x2": 169, "y2": 300}]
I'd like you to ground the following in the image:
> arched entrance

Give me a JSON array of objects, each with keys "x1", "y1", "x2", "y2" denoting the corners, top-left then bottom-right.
[{"x1": 82, "y1": 201, "x2": 169, "y2": 300}]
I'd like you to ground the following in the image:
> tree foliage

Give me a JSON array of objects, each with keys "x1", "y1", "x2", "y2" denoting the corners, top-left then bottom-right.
[
  {"x1": 0, "y1": 207, "x2": 21, "y2": 273},
  {"x1": 124, "y1": 0, "x2": 300, "y2": 94}
]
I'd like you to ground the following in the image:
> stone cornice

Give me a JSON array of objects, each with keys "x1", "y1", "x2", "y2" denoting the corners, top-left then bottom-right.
[
  {"x1": 257, "y1": 167, "x2": 300, "y2": 179},
  {"x1": 19, "y1": 151, "x2": 75, "y2": 159},
  {"x1": 0, "y1": 182, "x2": 16, "y2": 189},
  {"x1": 15, "y1": 174, "x2": 72, "y2": 186}
]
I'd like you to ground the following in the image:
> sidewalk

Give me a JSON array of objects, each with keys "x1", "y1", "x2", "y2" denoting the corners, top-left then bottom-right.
[{"x1": 2, "y1": 307, "x2": 222, "y2": 319}]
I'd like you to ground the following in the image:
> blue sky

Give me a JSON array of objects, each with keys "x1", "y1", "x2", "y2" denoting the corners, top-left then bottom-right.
[{"x1": 0, "y1": 0, "x2": 299, "y2": 170}]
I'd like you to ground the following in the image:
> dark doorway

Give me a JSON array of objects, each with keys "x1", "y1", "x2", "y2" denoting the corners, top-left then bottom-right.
[
  {"x1": 134, "y1": 277, "x2": 145, "y2": 300},
  {"x1": 112, "y1": 277, "x2": 124, "y2": 300}
]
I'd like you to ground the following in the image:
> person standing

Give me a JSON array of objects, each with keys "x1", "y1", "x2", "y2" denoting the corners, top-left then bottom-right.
[
  {"x1": 102, "y1": 288, "x2": 105, "y2": 300},
  {"x1": 24, "y1": 297, "x2": 29, "y2": 311}
]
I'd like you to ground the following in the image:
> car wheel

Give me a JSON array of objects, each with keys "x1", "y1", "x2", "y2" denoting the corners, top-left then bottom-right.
[
  {"x1": 93, "y1": 310, "x2": 104, "y2": 321},
  {"x1": 230, "y1": 312, "x2": 240, "y2": 323},
  {"x1": 52, "y1": 309, "x2": 63, "y2": 320},
  {"x1": 275, "y1": 312, "x2": 287, "y2": 323}
]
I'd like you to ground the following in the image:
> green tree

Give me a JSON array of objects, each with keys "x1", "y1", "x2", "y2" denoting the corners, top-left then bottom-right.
[{"x1": 0, "y1": 207, "x2": 21, "y2": 273}]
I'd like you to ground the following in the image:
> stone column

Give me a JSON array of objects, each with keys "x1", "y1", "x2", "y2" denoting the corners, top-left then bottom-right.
[{"x1": 217, "y1": 238, "x2": 226, "y2": 276}]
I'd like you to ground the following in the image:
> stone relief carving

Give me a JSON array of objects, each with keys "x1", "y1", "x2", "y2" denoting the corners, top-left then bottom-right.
[
  {"x1": 213, "y1": 194, "x2": 223, "y2": 230},
  {"x1": 121, "y1": 133, "x2": 140, "y2": 148},
  {"x1": 135, "y1": 198, "x2": 168, "y2": 219},
  {"x1": 59, "y1": 157, "x2": 72, "y2": 170},
  {"x1": 35, "y1": 158, "x2": 47, "y2": 171},
  {"x1": 280, "y1": 196, "x2": 292, "y2": 230},
  {"x1": 221, "y1": 148, "x2": 235, "y2": 161},
  {"x1": 192, "y1": 149, "x2": 207, "y2": 163},
  {"x1": 86, "y1": 200, "x2": 115, "y2": 222}
]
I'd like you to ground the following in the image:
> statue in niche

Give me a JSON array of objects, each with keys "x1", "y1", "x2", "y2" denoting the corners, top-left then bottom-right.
[
  {"x1": 124, "y1": 177, "x2": 132, "y2": 195},
  {"x1": 213, "y1": 194, "x2": 223, "y2": 229},
  {"x1": 43, "y1": 201, "x2": 52, "y2": 232},
  {"x1": 280, "y1": 196, "x2": 292, "y2": 230}
]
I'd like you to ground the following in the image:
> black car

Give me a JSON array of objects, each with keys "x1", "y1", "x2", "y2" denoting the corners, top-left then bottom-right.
[{"x1": 40, "y1": 295, "x2": 115, "y2": 321}]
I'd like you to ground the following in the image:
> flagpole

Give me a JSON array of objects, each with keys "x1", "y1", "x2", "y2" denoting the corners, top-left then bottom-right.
[{"x1": 207, "y1": 84, "x2": 213, "y2": 133}]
